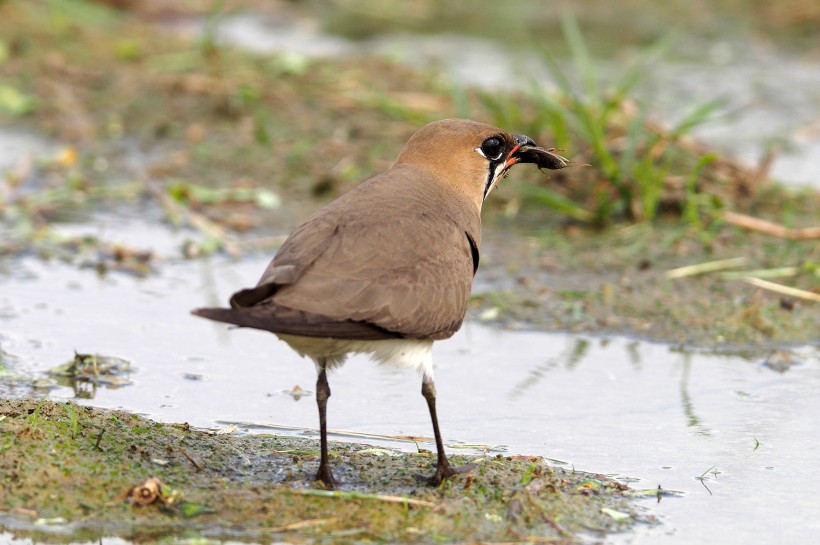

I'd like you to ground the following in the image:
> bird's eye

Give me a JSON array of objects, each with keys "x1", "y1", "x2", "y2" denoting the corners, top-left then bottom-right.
[{"x1": 479, "y1": 137, "x2": 504, "y2": 160}]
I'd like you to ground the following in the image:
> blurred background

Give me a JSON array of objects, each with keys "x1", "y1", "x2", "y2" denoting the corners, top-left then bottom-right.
[
  {"x1": 2, "y1": 0, "x2": 818, "y2": 338},
  {"x1": 3, "y1": 0, "x2": 819, "y2": 232}
]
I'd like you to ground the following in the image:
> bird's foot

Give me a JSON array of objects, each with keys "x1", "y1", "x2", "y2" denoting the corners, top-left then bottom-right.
[
  {"x1": 424, "y1": 461, "x2": 476, "y2": 486},
  {"x1": 314, "y1": 464, "x2": 337, "y2": 490}
]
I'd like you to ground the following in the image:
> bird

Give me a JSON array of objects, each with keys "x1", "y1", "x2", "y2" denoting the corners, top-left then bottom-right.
[{"x1": 193, "y1": 118, "x2": 575, "y2": 489}]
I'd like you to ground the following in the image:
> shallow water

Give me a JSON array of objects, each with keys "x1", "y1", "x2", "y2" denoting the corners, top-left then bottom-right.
[
  {"x1": 0, "y1": 128, "x2": 57, "y2": 173},
  {"x1": 2, "y1": 216, "x2": 819, "y2": 544}
]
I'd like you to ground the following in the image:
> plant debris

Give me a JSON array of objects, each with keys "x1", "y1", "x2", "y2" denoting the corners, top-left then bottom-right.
[
  {"x1": 122, "y1": 476, "x2": 165, "y2": 506},
  {"x1": 48, "y1": 352, "x2": 133, "y2": 387},
  {"x1": 120, "y1": 476, "x2": 214, "y2": 517},
  {"x1": 0, "y1": 398, "x2": 648, "y2": 544},
  {"x1": 724, "y1": 210, "x2": 820, "y2": 240}
]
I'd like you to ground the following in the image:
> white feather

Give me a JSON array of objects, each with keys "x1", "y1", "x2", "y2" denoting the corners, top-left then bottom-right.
[{"x1": 276, "y1": 334, "x2": 434, "y2": 377}]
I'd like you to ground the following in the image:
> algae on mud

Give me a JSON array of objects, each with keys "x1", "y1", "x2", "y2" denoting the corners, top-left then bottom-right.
[
  {"x1": 471, "y1": 211, "x2": 820, "y2": 346},
  {"x1": 0, "y1": 399, "x2": 644, "y2": 543}
]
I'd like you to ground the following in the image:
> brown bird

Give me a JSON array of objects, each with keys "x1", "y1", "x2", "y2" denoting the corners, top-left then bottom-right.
[{"x1": 193, "y1": 119, "x2": 574, "y2": 488}]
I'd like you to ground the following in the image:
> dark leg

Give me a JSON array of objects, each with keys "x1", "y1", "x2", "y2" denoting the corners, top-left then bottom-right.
[
  {"x1": 315, "y1": 361, "x2": 336, "y2": 488},
  {"x1": 421, "y1": 373, "x2": 474, "y2": 485}
]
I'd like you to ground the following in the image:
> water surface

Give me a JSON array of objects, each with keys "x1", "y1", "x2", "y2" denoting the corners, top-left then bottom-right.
[{"x1": 2, "y1": 222, "x2": 818, "y2": 544}]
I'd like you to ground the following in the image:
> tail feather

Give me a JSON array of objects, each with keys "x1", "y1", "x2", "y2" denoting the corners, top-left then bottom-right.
[{"x1": 191, "y1": 305, "x2": 399, "y2": 341}]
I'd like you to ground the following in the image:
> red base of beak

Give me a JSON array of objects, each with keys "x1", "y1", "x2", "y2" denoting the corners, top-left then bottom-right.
[{"x1": 504, "y1": 143, "x2": 522, "y2": 168}]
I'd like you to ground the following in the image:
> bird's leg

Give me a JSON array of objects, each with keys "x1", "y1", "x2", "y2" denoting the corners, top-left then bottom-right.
[
  {"x1": 421, "y1": 373, "x2": 475, "y2": 485},
  {"x1": 315, "y1": 360, "x2": 336, "y2": 488}
]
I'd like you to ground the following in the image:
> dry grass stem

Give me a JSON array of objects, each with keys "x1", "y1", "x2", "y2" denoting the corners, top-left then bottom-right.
[
  {"x1": 724, "y1": 211, "x2": 820, "y2": 240},
  {"x1": 744, "y1": 278, "x2": 820, "y2": 303},
  {"x1": 665, "y1": 257, "x2": 748, "y2": 279}
]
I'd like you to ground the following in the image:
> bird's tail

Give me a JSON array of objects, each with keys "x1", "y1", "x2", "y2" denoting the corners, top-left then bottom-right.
[
  {"x1": 192, "y1": 307, "x2": 258, "y2": 328},
  {"x1": 191, "y1": 306, "x2": 398, "y2": 340}
]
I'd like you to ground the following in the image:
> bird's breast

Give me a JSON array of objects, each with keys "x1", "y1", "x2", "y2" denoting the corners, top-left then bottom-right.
[{"x1": 276, "y1": 333, "x2": 434, "y2": 374}]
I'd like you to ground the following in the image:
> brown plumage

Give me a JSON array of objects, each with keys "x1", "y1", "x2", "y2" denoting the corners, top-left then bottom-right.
[
  {"x1": 209, "y1": 161, "x2": 479, "y2": 340},
  {"x1": 193, "y1": 118, "x2": 575, "y2": 488}
]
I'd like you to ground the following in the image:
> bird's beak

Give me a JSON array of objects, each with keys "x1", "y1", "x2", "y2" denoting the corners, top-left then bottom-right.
[
  {"x1": 501, "y1": 134, "x2": 532, "y2": 171},
  {"x1": 489, "y1": 134, "x2": 584, "y2": 199},
  {"x1": 503, "y1": 143, "x2": 523, "y2": 169}
]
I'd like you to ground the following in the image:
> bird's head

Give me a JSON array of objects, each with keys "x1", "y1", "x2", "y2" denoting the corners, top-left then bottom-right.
[{"x1": 395, "y1": 118, "x2": 577, "y2": 211}]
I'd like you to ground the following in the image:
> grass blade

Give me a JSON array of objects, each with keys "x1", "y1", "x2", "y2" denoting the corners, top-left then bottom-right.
[
  {"x1": 683, "y1": 153, "x2": 719, "y2": 230},
  {"x1": 560, "y1": 13, "x2": 599, "y2": 99},
  {"x1": 610, "y1": 33, "x2": 676, "y2": 103},
  {"x1": 743, "y1": 278, "x2": 820, "y2": 303},
  {"x1": 669, "y1": 98, "x2": 726, "y2": 140},
  {"x1": 666, "y1": 257, "x2": 747, "y2": 279},
  {"x1": 720, "y1": 267, "x2": 799, "y2": 280},
  {"x1": 520, "y1": 183, "x2": 594, "y2": 222}
]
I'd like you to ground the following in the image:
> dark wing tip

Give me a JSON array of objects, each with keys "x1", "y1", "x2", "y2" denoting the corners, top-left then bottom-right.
[
  {"x1": 230, "y1": 283, "x2": 277, "y2": 308},
  {"x1": 190, "y1": 306, "x2": 269, "y2": 329},
  {"x1": 191, "y1": 304, "x2": 401, "y2": 340},
  {"x1": 191, "y1": 307, "x2": 232, "y2": 321}
]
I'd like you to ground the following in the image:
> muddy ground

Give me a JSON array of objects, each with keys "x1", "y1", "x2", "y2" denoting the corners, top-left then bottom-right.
[{"x1": 0, "y1": 399, "x2": 649, "y2": 543}]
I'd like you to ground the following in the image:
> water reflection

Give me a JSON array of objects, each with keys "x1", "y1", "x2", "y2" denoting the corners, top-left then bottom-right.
[
  {"x1": 678, "y1": 354, "x2": 711, "y2": 436},
  {"x1": 508, "y1": 336, "x2": 589, "y2": 399},
  {"x1": 626, "y1": 340, "x2": 642, "y2": 369},
  {"x1": 2, "y1": 351, "x2": 134, "y2": 400},
  {"x1": 507, "y1": 336, "x2": 724, "y2": 438}
]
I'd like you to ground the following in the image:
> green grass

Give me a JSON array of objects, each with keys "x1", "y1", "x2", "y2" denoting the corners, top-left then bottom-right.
[
  {"x1": 479, "y1": 15, "x2": 725, "y2": 227},
  {"x1": 61, "y1": 401, "x2": 80, "y2": 439}
]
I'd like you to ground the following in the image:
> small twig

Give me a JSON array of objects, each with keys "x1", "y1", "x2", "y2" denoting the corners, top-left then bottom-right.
[
  {"x1": 94, "y1": 428, "x2": 106, "y2": 451},
  {"x1": 224, "y1": 441, "x2": 252, "y2": 467},
  {"x1": 144, "y1": 179, "x2": 241, "y2": 256},
  {"x1": 695, "y1": 465, "x2": 716, "y2": 496},
  {"x1": 724, "y1": 211, "x2": 820, "y2": 240},
  {"x1": 539, "y1": 511, "x2": 570, "y2": 537},
  {"x1": 260, "y1": 517, "x2": 338, "y2": 533},
  {"x1": 720, "y1": 267, "x2": 798, "y2": 280},
  {"x1": 9, "y1": 507, "x2": 39, "y2": 518},
  {"x1": 508, "y1": 528, "x2": 574, "y2": 544},
  {"x1": 744, "y1": 277, "x2": 820, "y2": 303},
  {"x1": 507, "y1": 477, "x2": 571, "y2": 538},
  {"x1": 215, "y1": 423, "x2": 238, "y2": 435},
  {"x1": 217, "y1": 420, "x2": 430, "y2": 443},
  {"x1": 237, "y1": 235, "x2": 288, "y2": 252},
  {"x1": 286, "y1": 488, "x2": 435, "y2": 508},
  {"x1": 665, "y1": 257, "x2": 747, "y2": 279},
  {"x1": 179, "y1": 446, "x2": 202, "y2": 471}
]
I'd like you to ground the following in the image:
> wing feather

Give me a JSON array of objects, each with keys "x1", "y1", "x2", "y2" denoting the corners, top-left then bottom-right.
[{"x1": 207, "y1": 164, "x2": 481, "y2": 340}]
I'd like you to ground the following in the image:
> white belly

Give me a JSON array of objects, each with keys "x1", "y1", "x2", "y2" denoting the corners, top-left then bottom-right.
[{"x1": 276, "y1": 334, "x2": 434, "y2": 375}]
